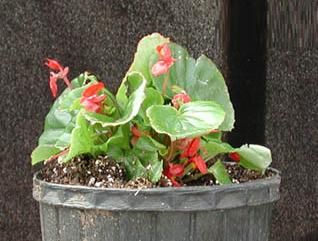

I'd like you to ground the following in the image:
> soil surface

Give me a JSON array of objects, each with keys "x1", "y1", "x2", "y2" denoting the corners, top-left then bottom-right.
[{"x1": 39, "y1": 155, "x2": 275, "y2": 189}]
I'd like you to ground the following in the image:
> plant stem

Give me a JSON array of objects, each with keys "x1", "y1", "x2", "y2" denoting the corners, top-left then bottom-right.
[
  {"x1": 183, "y1": 173, "x2": 205, "y2": 183},
  {"x1": 181, "y1": 163, "x2": 196, "y2": 178},
  {"x1": 162, "y1": 74, "x2": 169, "y2": 95},
  {"x1": 45, "y1": 148, "x2": 69, "y2": 163},
  {"x1": 165, "y1": 140, "x2": 176, "y2": 163}
]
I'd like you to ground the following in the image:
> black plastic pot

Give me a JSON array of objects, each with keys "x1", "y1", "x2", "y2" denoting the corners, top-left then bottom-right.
[{"x1": 33, "y1": 169, "x2": 280, "y2": 241}]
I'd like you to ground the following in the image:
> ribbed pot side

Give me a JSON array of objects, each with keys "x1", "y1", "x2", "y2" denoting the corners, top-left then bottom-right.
[{"x1": 33, "y1": 169, "x2": 280, "y2": 241}]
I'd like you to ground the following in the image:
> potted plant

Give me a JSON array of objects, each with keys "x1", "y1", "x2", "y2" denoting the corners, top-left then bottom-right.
[{"x1": 32, "y1": 33, "x2": 280, "y2": 241}]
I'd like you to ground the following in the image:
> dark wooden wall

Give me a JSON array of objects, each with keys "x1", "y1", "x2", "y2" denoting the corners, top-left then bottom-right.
[
  {"x1": 0, "y1": 1, "x2": 317, "y2": 240},
  {"x1": 266, "y1": 1, "x2": 318, "y2": 240}
]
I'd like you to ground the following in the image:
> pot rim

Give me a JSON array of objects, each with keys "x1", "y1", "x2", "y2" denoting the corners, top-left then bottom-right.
[{"x1": 33, "y1": 167, "x2": 280, "y2": 211}]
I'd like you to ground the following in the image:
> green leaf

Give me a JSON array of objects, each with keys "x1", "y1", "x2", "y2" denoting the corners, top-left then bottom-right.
[
  {"x1": 208, "y1": 160, "x2": 232, "y2": 185},
  {"x1": 124, "y1": 33, "x2": 169, "y2": 85},
  {"x1": 148, "y1": 160, "x2": 163, "y2": 183},
  {"x1": 106, "y1": 124, "x2": 130, "y2": 150},
  {"x1": 65, "y1": 114, "x2": 131, "y2": 162},
  {"x1": 131, "y1": 148, "x2": 163, "y2": 183},
  {"x1": 64, "y1": 112, "x2": 96, "y2": 162},
  {"x1": 122, "y1": 153, "x2": 148, "y2": 180},
  {"x1": 31, "y1": 75, "x2": 90, "y2": 164},
  {"x1": 87, "y1": 72, "x2": 146, "y2": 127},
  {"x1": 150, "y1": 43, "x2": 235, "y2": 131},
  {"x1": 201, "y1": 139, "x2": 234, "y2": 160},
  {"x1": 147, "y1": 101, "x2": 225, "y2": 140},
  {"x1": 31, "y1": 145, "x2": 61, "y2": 165},
  {"x1": 135, "y1": 136, "x2": 167, "y2": 155},
  {"x1": 236, "y1": 144, "x2": 272, "y2": 173}
]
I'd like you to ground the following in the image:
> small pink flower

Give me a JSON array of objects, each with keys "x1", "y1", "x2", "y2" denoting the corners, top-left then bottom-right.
[
  {"x1": 45, "y1": 58, "x2": 71, "y2": 98},
  {"x1": 151, "y1": 44, "x2": 175, "y2": 77},
  {"x1": 80, "y1": 82, "x2": 106, "y2": 113},
  {"x1": 172, "y1": 92, "x2": 191, "y2": 109}
]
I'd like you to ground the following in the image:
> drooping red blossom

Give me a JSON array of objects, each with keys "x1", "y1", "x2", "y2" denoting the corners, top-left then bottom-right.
[
  {"x1": 131, "y1": 125, "x2": 143, "y2": 138},
  {"x1": 80, "y1": 82, "x2": 106, "y2": 113},
  {"x1": 151, "y1": 44, "x2": 176, "y2": 77},
  {"x1": 45, "y1": 58, "x2": 71, "y2": 98},
  {"x1": 189, "y1": 154, "x2": 208, "y2": 174},
  {"x1": 45, "y1": 58, "x2": 64, "y2": 72},
  {"x1": 172, "y1": 92, "x2": 191, "y2": 109},
  {"x1": 163, "y1": 163, "x2": 184, "y2": 187},
  {"x1": 180, "y1": 138, "x2": 201, "y2": 158},
  {"x1": 229, "y1": 152, "x2": 240, "y2": 162}
]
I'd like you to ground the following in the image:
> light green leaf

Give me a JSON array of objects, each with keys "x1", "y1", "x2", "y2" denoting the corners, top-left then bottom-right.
[
  {"x1": 147, "y1": 101, "x2": 225, "y2": 140},
  {"x1": 150, "y1": 42, "x2": 235, "y2": 131},
  {"x1": 208, "y1": 160, "x2": 232, "y2": 185},
  {"x1": 236, "y1": 144, "x2": 272, "y2": 173},
  {"x1": 31, "y1": 145, "x2": 61, "y2": 165}
]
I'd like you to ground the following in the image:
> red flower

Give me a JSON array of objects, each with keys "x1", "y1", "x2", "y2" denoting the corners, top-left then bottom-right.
[
  {"x1": 172, "y1": 92, "x2": 191, "y2": 109},
  {"x1": 180, "y1": 138, "x2": 201, "y2": 158},
  {"x1": 229, "y1": 152, "x2": 240, "y2": 162},
  {"x1": 80, "y1": 82, "x2": 106, "y2": 113},
  {"x1": 130, "y1": 125, "x2": 143, "y2": 145},
  {"x1": 45, "y1": 58, "x2": 63, "y2": 72},
  {"x1": 163, "y1": 163, "x2": 184, "y2": 187},
  {"x1": 151, "y1": 44, "x2": 176, "y2": 77},
  {"x1": 45, "y1": 58, "x2": 71, "y2": 98},
  {"x1": 189, "y1": 154, "x2": 208, "y2": 174}
]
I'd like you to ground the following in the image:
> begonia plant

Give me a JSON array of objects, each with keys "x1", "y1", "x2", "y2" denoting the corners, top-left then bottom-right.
[{"x1": 31, "y1": 33, "x2": 272, "y2": 186}]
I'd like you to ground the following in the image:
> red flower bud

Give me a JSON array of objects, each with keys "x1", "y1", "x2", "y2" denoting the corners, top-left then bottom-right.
[{"x1": 229, "y1": 152, "x2": 240, "y2": 162}]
